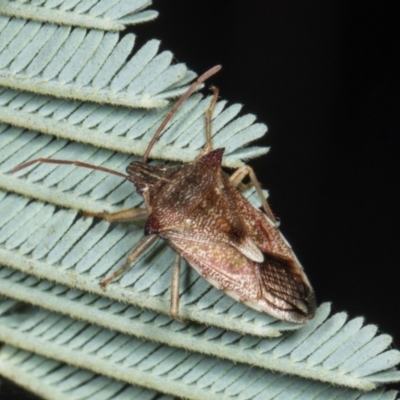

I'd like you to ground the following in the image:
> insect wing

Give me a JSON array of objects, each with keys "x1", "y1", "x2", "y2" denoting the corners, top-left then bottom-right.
[
  {"x1": 163, "y1": 232, "x2": 262, "y2": 304},
  {"x1": 164, "y1": 229, "x2": 315, "y2": 323},
  {"x1": 255, "y1": 254, "x2": 316, "y2": 322},
  {"x1": 223, "y1": 177, "x2": 316, "y2": 322}
]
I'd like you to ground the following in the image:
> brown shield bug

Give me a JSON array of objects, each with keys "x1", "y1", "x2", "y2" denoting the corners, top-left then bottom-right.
[{"x1": 13, "y1": 65, "x2": 316, "y2": 323}]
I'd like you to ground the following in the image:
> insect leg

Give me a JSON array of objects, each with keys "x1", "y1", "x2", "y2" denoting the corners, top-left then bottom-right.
[
  {"x1": 170, "y1": 253, "x2": 182, "y2": 320},
  {"x1": 205, "y1": 86, "x2": 219, "y2": 152},
  {"x1": 100, "y1": 234, "x2": 158, "y2": 288},
  {"x1": 84, "y1": 208, "x2": 147, "y2": 222},
  {"x1": 196, "y1": 86, "x2": 219, "y2": 159},
  {"x1": 229, "y1": 165, "x2": 277, "y2": 223}
]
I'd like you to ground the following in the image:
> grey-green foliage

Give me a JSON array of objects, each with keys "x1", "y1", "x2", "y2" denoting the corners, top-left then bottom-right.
[
  {"x1": 0, "y1": 0, "x2": 159, "y2": 30},
  {"x1": 0, "y1": 343, "x2": 173, "y2": 400},
  {"x1": 0, "y1": 267, "x2": 399, "y2": 391},
  {"x1": 0, "y1": 1, "x2": 399, "y2": 399},
  {"x1": 0, "y1": 17, "x2": 193, "y2": 107},
  {"x1": 0, "y1": 91, "x2": 268, "y2": 168},
  {"x1": 0, "y1": 301, "x2": 398, "y2": 400}
]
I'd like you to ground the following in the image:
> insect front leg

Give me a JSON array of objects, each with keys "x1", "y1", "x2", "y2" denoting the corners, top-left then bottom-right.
[
  {"x1": 170, "y1": 254, "x2": 183, "y2": 321},
  {"x1": 84, "y1": 208, "x2": 147, "y2": 223},
  {"x1": 230, "y1": 165, "x2": 277, "y2": 223},
  {"x1": 100, "y1": 234, "x2": 158, "y2": 288}
]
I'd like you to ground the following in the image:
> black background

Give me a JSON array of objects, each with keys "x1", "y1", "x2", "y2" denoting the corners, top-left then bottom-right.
[
  {"x1": 2, "y1": 0, "x2": 400, "y2": 397},
  {"x1": 138, "y1": 0, "x2": 400, "y2": 393}
]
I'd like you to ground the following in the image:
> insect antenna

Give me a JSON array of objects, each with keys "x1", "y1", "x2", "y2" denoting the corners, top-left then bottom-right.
[
  {"x1": 141, "y1": 65, "x2": 222, "y2": 163},
  {"x1": 12, "y1": 158, "x2": 130, "y2": 180},
  {"x1": 12, "y1": 66, "x2": 221, "y2": 175}
]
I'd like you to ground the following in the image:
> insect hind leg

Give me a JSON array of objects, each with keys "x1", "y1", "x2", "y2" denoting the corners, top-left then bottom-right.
[
  {"x1": 170, "y1": 253, "x2": 185, "y2": 321},
  {"x1": 230, "y1": 165, "x2": 277, "y2": 224}
]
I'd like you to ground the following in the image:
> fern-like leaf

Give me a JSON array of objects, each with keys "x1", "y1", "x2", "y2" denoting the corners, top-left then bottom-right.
[
  {"x1": 0, "y1": 90, "x2": 268, "y2": 167},
  {"x1": 0, "y1": 0, "x2": 158, "y2": 31},
  {"x1": 0, "y1": 301, "x2": 398, "y2": 399},
  {"x1": 0, "y1": 18, "x2": 192, "y2": 107}
]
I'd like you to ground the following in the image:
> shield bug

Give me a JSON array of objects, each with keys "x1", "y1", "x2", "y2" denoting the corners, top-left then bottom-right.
[{"x1": 13, "y1": 65, "x2": 316, "y2": 323}]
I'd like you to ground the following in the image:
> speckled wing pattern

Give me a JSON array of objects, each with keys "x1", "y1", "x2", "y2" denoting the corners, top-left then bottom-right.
[{"x1": 143, "y1": 149, "x2": 316, "y2": 323}]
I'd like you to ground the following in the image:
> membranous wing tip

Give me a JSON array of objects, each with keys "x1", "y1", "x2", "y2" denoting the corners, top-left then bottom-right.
[{"x1": 256, "y1": 255, "x2": 316, "y2": 323}]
